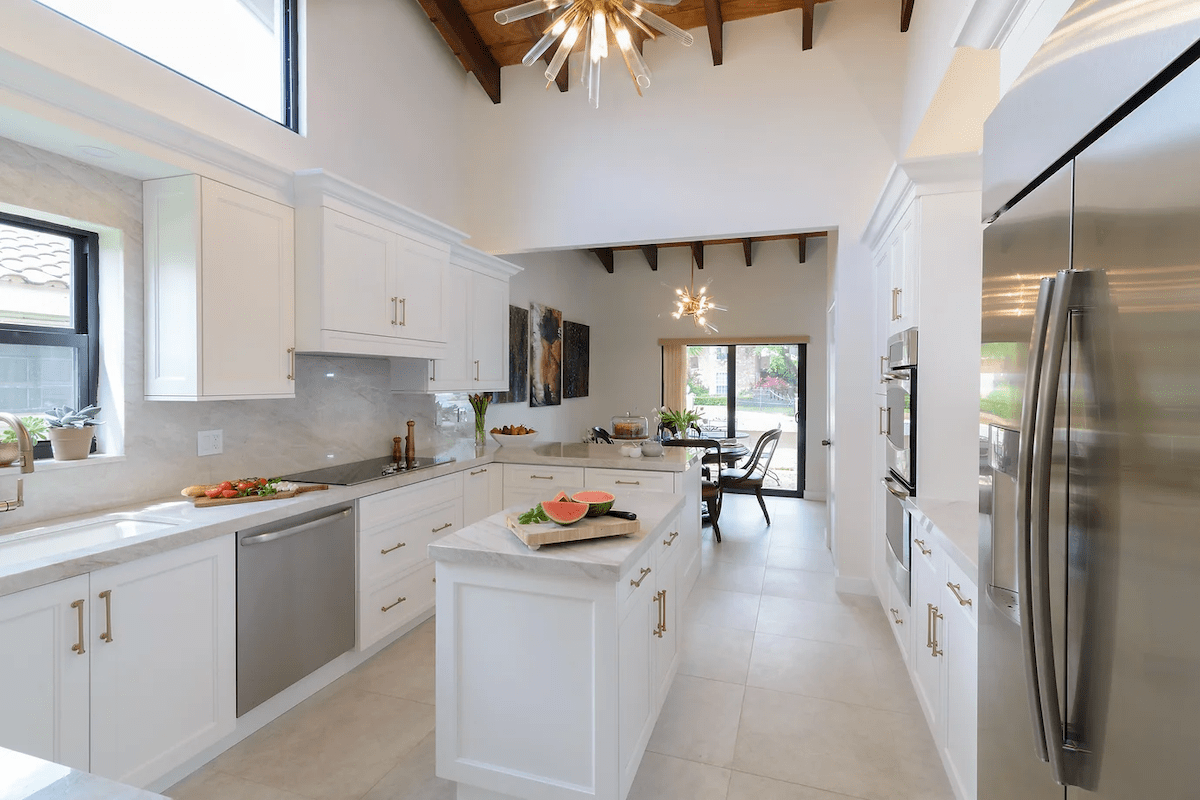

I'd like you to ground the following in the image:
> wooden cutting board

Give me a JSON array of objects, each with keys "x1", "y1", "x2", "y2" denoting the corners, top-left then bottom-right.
[
  {"x1": 505, "y1": 513, "x2": 639, "y2": 550},
  {"x1": 190, "y1": 484, "x2": 329, "y2": 508}
]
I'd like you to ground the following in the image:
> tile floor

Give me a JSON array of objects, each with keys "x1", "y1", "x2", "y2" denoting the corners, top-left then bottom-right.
[{"x1": 167, "y1": 495, "x2": 953, "y2": 800}]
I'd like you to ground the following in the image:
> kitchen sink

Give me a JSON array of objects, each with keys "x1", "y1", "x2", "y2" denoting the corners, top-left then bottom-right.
[{"x1": 0, "y1": 514, "x2": 180, "y2": 565}]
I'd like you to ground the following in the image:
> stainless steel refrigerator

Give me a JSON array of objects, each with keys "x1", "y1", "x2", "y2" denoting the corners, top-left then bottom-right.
[{"x1": 979, "y1": 4, "x2": 1200, "y2": 798}]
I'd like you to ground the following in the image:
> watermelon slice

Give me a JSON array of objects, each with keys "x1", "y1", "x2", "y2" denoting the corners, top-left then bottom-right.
[
  {"x1": 572, "y1": 490, "x2": 616, "y2": 517},
  {"x1": 542, "y1": 499, "x2": 589, "y2": 525},
  {"x1": 551, "y1": 491, "x2": 571, "y2": 502}
]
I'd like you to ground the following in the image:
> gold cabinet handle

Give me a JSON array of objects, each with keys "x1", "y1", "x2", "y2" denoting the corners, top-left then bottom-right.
[
  {"x1": 391, "y1": 297, "x2": 399, "y2": 326},
  {"x1": 879, "y1": 406, "x2": 890, "y2": 436},
  {"x1": 430, "y1": 359, "x2": 436, "y2": 382},
  {"x1": 928, "y1": 604, "x2": 943, "y2": 657},
  {"x1": 914, "y1": 538, "x2": 932, "y2": 556},
  {"x1": 474, "y1": 360, "x2": 480, "y2": 381},
  {"x1": 381, "y1": 596, "x2": 407, "y2": 613},
  {"x1": 630, "y1": 566, "x2": 651, "y2": 588},
  {"x1": 657, "y1": 587, "x2": 667, "y2": 638},
  {"x1": 663, "y1": 531, "x2": 679, "y2": 546},
  {"x1": 469, "y1": 468, "x2": 488, "y2": 476},
  {"x1": 616, "y1": 480, "x2": 641, "y2": 486},
  {"x1": 398, "y1": 297, "x2": 406, "y2": 326},
  {"x1": 947, "y1": 582, "x2": 973, "y2": 607},
  {"x1": 889, "y1": 607, "x2": 903, "y2": 625},
  {"x1": 879, "y1": 355, "x2": 888, "y2": 383},
  {"x1": 287, "y1": 347, "x2": 296, "y2": 381},
  {"x1": 381, "y1": 542, "x2": 407, "y2": 555},
  {"x1": 530, "y1": 474, "x2": 554, "y2": 480},
  {"x1": 661, "y1": 588, "x2": 668, "y2": 633},
  {"x1": 892, "y1": 287, "x2": 903, "y2": 320},
  {"x1": 70, "y1": 599, "x2": 85, "y2": 655},
  {"x1": 99, "y1": 590, "x2": 113, "y2": 643},
  {"x1": 432, "y1": 522, "x2": 452, "y2": 533}
]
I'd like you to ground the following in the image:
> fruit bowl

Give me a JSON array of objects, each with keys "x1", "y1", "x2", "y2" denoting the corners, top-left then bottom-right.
[{"x1": 491, "y1": 431, "x2": 539, "y2": 447}]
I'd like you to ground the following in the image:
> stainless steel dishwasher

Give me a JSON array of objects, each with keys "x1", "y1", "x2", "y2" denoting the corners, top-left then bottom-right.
[{"x1": 236, "y1": 503, "x2": 356, "y2": 717}]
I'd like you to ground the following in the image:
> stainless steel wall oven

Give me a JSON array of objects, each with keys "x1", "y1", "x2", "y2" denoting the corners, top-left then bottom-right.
[{"x1": 881, "y1": 327, "x2": 918, "y2": 604}]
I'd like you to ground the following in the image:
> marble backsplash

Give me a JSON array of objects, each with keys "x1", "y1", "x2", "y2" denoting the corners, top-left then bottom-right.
[{"x1": 0, "y1": 137, "x2": 474, "y2": 531}]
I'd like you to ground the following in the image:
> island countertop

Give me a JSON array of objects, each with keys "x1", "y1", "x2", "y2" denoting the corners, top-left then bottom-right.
[
  {"x1": 490, "y1": 442, "x2": 696, "y2": 471},
  {"x1": 0, "y1": 746, "x2": 164, "y2": 800},
  {"x1": 429, "y1": 491, "x2": 685, "y2": 581}
]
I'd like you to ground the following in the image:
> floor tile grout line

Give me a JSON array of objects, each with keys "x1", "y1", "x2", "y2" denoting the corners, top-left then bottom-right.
[{"x1": 727, "y1": 766, "x2": 875, "y2": 800}]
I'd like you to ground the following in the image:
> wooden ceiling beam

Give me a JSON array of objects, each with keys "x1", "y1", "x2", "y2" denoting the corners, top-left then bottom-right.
[
  {"x1": 742, "y1": 239, "x2": 753, "y2": 267},
  {"x1": 702, "y1": 0, "x2": 724, "y2": 66},
  {"x1": 797, "y1": 235, "x2": 807, "y2": 264},
  {"x1": 801, "y1": 0, "x2": 815, "y2": 51},
  {"x1": 592, "y1": 248, "x2": 615, "y2": 273},
  {"x1": 900, "y1": 0, "x2": 915, "y2": 32},
  {"x1": 641, "y1": 245, "x2": 659, "y2": 271},
  {"x1": 691, "y1": 241, "x2": 705, "y2": 269},
  {"x1": 422, "y1": 0, "x2": 502, "y2": 103}
]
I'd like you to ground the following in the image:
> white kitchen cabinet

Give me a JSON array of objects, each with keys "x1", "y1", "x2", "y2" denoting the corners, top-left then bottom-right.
[
  {"x1": 144, "y1": 175, "x2": 296, "y2": 401},
  {"x1": 501, "y1": 464, "x2": 586, "y2": 510},
  {"x1": 911, "y1": 531, "x2": 944, "y2": 734},
  {"x1": 885, "y1": 576, "x2": 912, "y2": 664},
  {"x1": 462, "y1": 464, "x2": 503, "y2": 527},
  {"x1": 0, "y1": 574, "x2": 90, "y2": 771},
  {"x1": 295, "y1": 169, "x2": 463, "y2": 360},
  {"x1": 651, "y1": 519, "x2": 681, "y2": 705},
  {"x1": 88, "y1": 536, "x2": 236, "y2": 787},
  {"x1": 0, "y1": 537, "x2": 235, "y2": 788},
  {"x1": 941, "y1": 563, "x2": 978, "y2": 800},
  {"x1": 886, "y1": 203, "x2": 920, "y2": 335},
  {"x1": 617, "y1": 572, "x2": 656, "y2": 794}
]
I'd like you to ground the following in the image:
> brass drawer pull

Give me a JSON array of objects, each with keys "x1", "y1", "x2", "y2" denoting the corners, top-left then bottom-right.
[
  {"x1": 879, "y1": 406, "x2": 890, "y2": 436},
  {"x1": 660, "y1": 589, "x2": 668, "y2": 633},
  {"x1": 663, "y1": 531, "x2": 679, "y2": 546},
  {"x1": 381, "y1": 596, "x2": 407, "y2": 612},
  {"x1": 928, "y1": 603, "x2": 943, "y2": 657},
  {"x1": 630, "y1": 566, "x2": 651, "y2": 588},
  {"x1": 469, "y1": 468, "x2": 488, "y2": 476},
  {"x1": 914, "y1": 538, "x2": 932, "y2": 556},
  {"x1": 652, "y1": 590, "x2": 664, "y2": 638},
  {"x1": 889, "y1": 607, "x2": 903, "y2": 625},
  {"x1": 99, "y1": 590, "x2": 113, "y2": 643},
  {"x1": 879, "y1": 355, "x2": 888, "y2": 383},
  {"x1": 398, "y1": 297, "x2": 406, "y2": 326},
  {"x1": 70, "y1": 599, "x2": 85, "y2": 655},
  {"x1": 530, "y1": 475, "x2": 554, "y2": 480},
  {"x1": 474, "y1": 360, "x2": 480, "y2": 381},
  {"x1": 432, "y1": 522, "x2": 452, "y2": 533},
  {"x1": 616, "y1": 480, "x2": 641, "y2": 486},
  {"x1": 381, "y1": 542, "x2": 407, "y2": 555},
  {"x1": 391, "y1": 296, "x2": 399, "y2": 326},
  {"x1": 947, "y1": 582, "x2": 973, "y2": 607},
  {"x1": 287, "y1": 347, "x2": 295, "y2": 381}
]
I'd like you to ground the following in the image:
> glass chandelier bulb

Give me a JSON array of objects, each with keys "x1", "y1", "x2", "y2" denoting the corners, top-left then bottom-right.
[
  {"x1": 619, "y1": 0, "x2": 694, "y2": 46},
  {"x1": 590, "y1": 10, "x2": 608, "y2": 62},
  {"x1": 523, "y1": 24, "x2": 564, "y2": 66},
  {"x1": 545, "y1": 13, "x2": 586, "y2": 82},
  {"x1": 495, "y1": 0, "x2": 571, "y2": 25}
]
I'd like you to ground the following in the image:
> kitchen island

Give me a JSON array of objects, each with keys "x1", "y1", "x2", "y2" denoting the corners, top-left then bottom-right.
[{"x1": 430, "y1": 491, "x2": 687, "y2": 800}]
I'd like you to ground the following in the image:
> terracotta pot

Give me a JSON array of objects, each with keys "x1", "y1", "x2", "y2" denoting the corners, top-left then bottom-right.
[{"x1": 48, "y1": 426, "x2": 94, "y2": 461}]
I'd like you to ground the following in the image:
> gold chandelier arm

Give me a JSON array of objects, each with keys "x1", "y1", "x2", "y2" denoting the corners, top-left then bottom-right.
[{"x1": 612, "y1": 2, "x2": 659, "y2": 40}]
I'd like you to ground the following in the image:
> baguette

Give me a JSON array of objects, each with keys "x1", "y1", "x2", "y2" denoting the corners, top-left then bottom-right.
[{"x1": 181, "y1": 484, "x2": 214, "y2": 497}]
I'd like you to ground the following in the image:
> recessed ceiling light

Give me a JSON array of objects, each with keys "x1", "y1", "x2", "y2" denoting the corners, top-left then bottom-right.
[{"x1": 77, "y1": 145, "x2": 117, "y2": 159}]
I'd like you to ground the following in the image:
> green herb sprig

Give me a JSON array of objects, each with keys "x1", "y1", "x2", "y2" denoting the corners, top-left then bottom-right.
[{"x1": 518, "y1": 503, "x2": 549, "y2": 525}]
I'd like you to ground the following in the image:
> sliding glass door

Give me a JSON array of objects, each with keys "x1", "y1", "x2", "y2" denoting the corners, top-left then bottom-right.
[{"x1": 685, "y1": 343, "x2": 806, "y2": 497}]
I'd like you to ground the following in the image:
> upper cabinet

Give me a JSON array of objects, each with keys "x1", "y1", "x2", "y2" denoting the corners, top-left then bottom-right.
[
  {"x1": 886, "y1": 203, "x2": 920, "y2": 335},
  {"x1": 144, "y1": 175, "x2": 296, "y2": 401},
  {"x1": 294, "y1": 170, "x2": 464, "y2": 360}
]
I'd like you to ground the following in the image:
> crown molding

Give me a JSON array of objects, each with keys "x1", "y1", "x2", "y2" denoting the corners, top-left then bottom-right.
[
  {"x1": 954, "y1": 0, "x2": 1042, "y2": 50},
  {"x1": 861, "y1": 153, "x2": 982, "y2": 249},
  {"x1": 450, "y1": 242, "x2": 523, "y2": 277}
]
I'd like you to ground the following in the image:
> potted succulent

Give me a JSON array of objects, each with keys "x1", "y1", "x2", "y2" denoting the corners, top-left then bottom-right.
[
  {"x1": 46, "y1": 404, "x2": 101, "y2": 461},
  {"x1": 0, "y1": 415, "x2": 48, "y2": 466}
]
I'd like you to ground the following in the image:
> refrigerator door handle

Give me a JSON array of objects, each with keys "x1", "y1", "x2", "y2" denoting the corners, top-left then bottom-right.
[
  {"x1": 1030, "y1": 268, "x2": 1076, "y2": 786},
  {"x1": 1017, "y1": 275, "x2": 1056, "y2": 764}
]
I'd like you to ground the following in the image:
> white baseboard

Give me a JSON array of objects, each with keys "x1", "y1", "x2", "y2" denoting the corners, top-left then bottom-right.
[
  {"x1": 803, "y1": 490, "x2": 827, "y2": 502},
  {"x1": 834, "y1": 573, "x2": 876, "y2": 596}
]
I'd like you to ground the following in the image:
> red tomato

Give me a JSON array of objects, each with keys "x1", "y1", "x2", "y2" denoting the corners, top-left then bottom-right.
[
  {"x1": 220, "y1": 489, "x2": 238, "y2": 498},
  {"x1": 204, "y1": 487, "x2": 222, "y2": 499},
  {"x1": 236, "y1": 481, "x2": 252, "y2": 491},
  {"x1": 218, "y1": 481, "x2": 233, "y2": 491}
]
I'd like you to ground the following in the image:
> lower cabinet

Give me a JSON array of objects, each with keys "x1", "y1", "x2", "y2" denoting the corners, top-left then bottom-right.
[
  {"x1": 941, "y1": 562, "x2": 978, "y2": 800},
  {"x1": 0, "y1": 536, "x2": 235, "y2": 787},
  {"x1": 462, "y1": 464, "x2": 503, "y2": 527}
]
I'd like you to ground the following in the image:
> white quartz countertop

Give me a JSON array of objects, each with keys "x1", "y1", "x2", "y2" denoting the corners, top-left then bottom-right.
[
  {"x1": 905, "y1": 497, "x2": 983, "y2": 584},
  {"x1": 429, "y1": 492, "x2": 685, "y2": 581},
  {"x1": 491, "y1": 442, "x2": 696, "y2": 471},
  {"x1": 0, "y1": 443, "x2": 697, "y2": 598},
  {"x1": 0, "y1": 746, "x2": 164, "y2": 800}
]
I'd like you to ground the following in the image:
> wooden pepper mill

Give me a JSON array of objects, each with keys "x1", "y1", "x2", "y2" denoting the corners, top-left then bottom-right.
[
  {"x1": 405, "y1": 419, "x2": 416, "y2": 465},
  {"x1": 392, "y1": 436, "x2": 403, "y2": 462}
]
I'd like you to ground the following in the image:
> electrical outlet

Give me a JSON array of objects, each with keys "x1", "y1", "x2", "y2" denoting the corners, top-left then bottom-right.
[{"x1": 198, "y1": 430, "x2": 223, "y2": 457}]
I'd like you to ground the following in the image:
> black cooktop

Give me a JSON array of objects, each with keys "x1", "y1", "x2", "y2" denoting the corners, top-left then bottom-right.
[{"x1": 279, "y1": 455, "x2": 456, "y2": 486}]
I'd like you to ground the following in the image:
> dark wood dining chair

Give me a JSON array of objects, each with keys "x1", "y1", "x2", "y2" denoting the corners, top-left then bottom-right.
[
  {"x1": 720, "y1": 426, "x2": 782, "y2": 525},
  {"x1": 661, "y1": 438, "x2": 724, "y2": 543}
]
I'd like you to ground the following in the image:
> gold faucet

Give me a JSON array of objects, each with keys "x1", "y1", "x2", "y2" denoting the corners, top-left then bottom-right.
[{"x1": 0, "y1": 412, "x2": 35, "y2": 512}]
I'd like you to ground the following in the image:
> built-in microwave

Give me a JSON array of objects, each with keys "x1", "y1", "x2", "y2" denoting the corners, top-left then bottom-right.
[{"x1": 883, "y1": 328, "x2": 917, "y2": 494}]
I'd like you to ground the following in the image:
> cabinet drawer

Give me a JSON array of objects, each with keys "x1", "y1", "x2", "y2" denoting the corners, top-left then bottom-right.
[
  {"x1": 358, "y1": 472, "x2": 462, "y2": 531},
  {"x1": 618, "y1": 548, "x2": 656, "y2": 620},
  {"x1": 910, "y1": 526, "x2": 945, "y2": 576},
  {"x1": 585, "y1": 468, "x2": 674, "y2": 494},
  {"x1": 656, "y1": 514, "x2": 683, "y2": 562},
  {"x1": 944, "y1": 559, "x2": 977, "y2": 625},
  {"x1": 360, "y1": 562, "x2": 436, "y2": 650},
  {"x1": 361, "y1": 500, "x2": 461, "y2": 583},
  {"x1": 503, "y1": 464, "x2": 585, "y2": 490}
]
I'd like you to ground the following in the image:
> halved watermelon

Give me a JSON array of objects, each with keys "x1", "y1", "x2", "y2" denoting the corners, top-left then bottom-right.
[
  {"x1": 551, "y1": 491, "x2": 571, "y2": 502},
  {"x1": 542, "y1": 499, "x2": 589, "y2": 525},
  {"x1": 573, "y1": 490, "x2": 615, "y2": 517}
]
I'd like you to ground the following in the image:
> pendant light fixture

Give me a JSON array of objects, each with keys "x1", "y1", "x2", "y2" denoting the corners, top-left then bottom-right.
[
  {"x1": 672, "y1": 256, "x2": 725, "y2": 333},
  {"x1": 493, "y1": 0, "x2": 693, "y2": 108}
]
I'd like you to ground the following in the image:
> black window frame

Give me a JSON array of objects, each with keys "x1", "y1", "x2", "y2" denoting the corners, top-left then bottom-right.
[
  {"x1": 0, "y1": 212, "x2": 100, "y2": 460},
  {"x1": 34, "y1": 0, "x2": 301, "y2": 133}
]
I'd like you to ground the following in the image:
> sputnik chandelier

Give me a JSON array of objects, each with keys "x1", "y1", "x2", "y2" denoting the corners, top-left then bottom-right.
[
  {"x1": 672, "y1": 257, "x2": 726, "y2": 333},
  {"x1": 493, "y1": 0, "x2": 693, "y2": 108}
]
